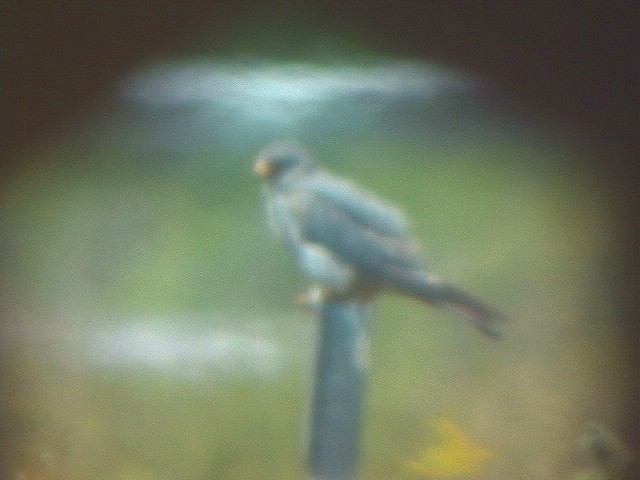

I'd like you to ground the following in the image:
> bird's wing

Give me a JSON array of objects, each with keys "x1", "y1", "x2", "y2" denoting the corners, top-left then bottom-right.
[
  {"x1": 303, "y1": 172, "x2": 410, "y2": 238},
  {"x1": 266, "y1": 187, "x2": 355, "y2": 291},
  {"x1": 293, "y1": 187, "x2": 427, "y2": 283}
]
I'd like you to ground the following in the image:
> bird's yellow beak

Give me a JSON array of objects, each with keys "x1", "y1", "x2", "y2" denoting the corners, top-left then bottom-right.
[{"x1": 254, "y1": 158, "x2": 273, "y2": 177}]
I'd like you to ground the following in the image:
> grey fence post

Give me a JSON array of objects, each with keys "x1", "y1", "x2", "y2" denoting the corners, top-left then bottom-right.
[{"x1": 308, "y1": 299, "x2": 371, "y2": 480}]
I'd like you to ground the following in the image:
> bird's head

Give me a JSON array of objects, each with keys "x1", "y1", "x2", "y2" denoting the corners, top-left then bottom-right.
[{"x1": 254, "y1": 142, "x2": 315, "y2": 183}]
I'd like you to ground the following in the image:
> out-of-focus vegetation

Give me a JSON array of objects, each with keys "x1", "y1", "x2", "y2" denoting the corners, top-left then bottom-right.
[
  {"x1": 1, "y1": 58, "x2": 633, "y2": 480},
  {"x1": 2, "y1": 138, "x2": 630, "y2": 480}
]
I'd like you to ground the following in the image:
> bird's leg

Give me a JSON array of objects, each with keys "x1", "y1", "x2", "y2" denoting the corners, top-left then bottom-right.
[
  {"x1": 296, "y1": 285, "x2": 324, "y2": 312},
  {"x1": 296, "y1": 285, "x2": 356, "y2": 312}
]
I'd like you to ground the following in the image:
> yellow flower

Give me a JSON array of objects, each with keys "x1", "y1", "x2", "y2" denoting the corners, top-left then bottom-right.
[{"x1": 407, "y1": 418, "x2": 492, "y2": 477}]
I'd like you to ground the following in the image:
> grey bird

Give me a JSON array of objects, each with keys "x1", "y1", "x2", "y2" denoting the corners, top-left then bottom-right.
[{"x1": 254, "y1": 141, "x2": 506, "y2": 338}]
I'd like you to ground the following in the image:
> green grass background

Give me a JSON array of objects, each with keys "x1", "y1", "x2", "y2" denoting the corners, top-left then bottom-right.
[{"x1": 1, "y1": 134, "x2": 630, "y2": 480}]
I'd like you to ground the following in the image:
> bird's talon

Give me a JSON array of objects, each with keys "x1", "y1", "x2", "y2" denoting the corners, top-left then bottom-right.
[{"x1": 295, "y1": 287, "x2": 323, "y2": 310}]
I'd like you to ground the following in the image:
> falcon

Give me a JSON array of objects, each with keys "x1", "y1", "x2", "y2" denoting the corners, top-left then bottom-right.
[{"x1": 254, "y1": 141, "x2": 505, "y2": 338}]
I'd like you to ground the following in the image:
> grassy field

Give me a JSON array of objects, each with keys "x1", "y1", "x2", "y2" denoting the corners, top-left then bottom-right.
[{"x1": 1, "y1": 134, "x2": 632, "y2": 479}]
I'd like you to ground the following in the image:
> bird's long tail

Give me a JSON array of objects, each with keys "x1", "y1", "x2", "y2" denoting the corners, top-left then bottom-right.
[{"x1": 400, "y1": 273, "x2": 506, "y2": 338}]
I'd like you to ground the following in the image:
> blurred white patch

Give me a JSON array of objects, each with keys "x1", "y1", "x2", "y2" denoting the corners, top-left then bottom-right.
[
  {"x1": 81, "y1": 58, "x2": 517, "y2": 152},
  {"x1": 122, "y1": 60, "x2": 477, "y2": 109},
  {"x1": 87, "y1": 322, "x2": 283, "y2": 380},
  {"x1": 354, "y1": 321, "x2": 370, "y2": 372},
  {"x1": 118, "y1": 60, "x2": 480, "y2": 135}
]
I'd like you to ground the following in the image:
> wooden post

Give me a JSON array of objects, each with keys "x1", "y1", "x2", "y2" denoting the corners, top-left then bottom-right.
[{"x1": 308, "y1": 299, "x2": 370, "y2": 480}]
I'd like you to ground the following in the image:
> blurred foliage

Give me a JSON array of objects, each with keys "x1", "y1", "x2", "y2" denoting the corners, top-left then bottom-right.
[
  {"x1": 407, "y1": 418, "x2": 492, "y2": 477},
  {"x1": 1, "y1": 119, "x2": 632, "y2": 479},
  {"x1": 2, "y1": 3, "x2": 635, "y2": 478}
]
